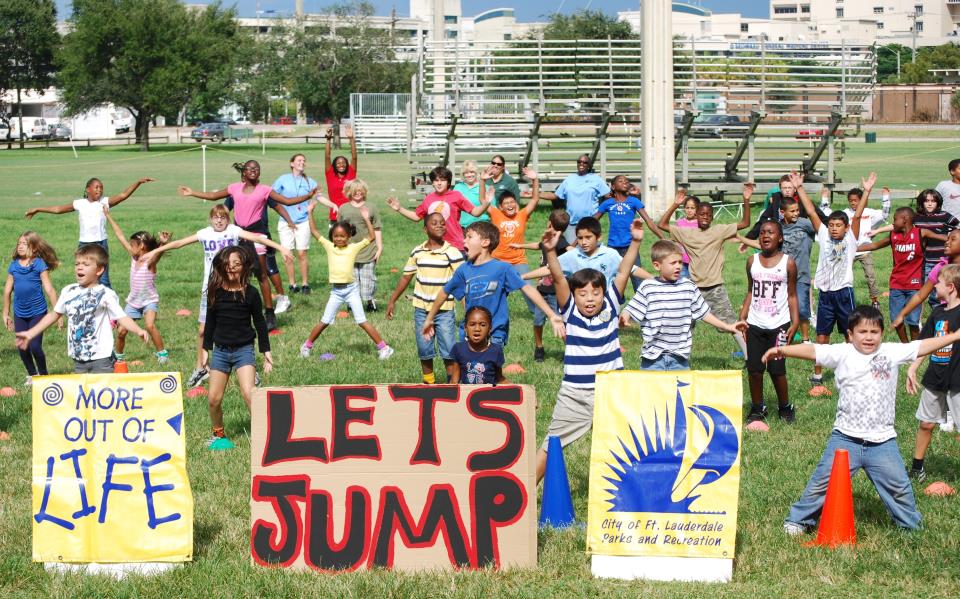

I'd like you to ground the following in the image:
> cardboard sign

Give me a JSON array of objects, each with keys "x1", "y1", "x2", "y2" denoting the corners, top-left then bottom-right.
[
  {"x1": 249, "y1": 385, "x2": 536, "y2": 571},
  {"x1": 586, "y1": 371, "x2": 742, "y2": 560},
  {"x1": 32, "y1": 374, "x2": 193, "y2": 563}
]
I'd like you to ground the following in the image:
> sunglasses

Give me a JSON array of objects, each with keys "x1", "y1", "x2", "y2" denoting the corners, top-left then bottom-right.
[
  {"x1": 491, "y1": 161, "x2": 504, "y2": 166},
  {"x1": 577, "y1": 160, "x2": 590, "y2": 165}
]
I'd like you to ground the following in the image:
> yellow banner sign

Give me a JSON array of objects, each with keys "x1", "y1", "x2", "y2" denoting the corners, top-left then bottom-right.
[
  {"x1": 586, "y1": 371, "x2": 742, "y2": 559},
  {"x1": 32, "y1": 373, "x2": 193, "y2": 563}
]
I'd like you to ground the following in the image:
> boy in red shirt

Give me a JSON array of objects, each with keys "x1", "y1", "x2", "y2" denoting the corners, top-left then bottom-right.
[{"x1": 859, "y1": 206, "x2": 946, "y2": 341}]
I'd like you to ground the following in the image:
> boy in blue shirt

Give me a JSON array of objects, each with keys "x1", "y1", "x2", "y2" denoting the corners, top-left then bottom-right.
[{"x1": 421, "y1": 221, "x2": 565, "y2": 346}]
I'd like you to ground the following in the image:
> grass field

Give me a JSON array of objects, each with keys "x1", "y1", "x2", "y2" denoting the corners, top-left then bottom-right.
[{"x1": 2, "y1": 142, "x2": 960, "y2": 597}]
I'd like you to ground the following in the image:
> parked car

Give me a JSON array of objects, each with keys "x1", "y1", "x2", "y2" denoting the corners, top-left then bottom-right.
[
  {"x1": 691, "y1": 114, "x2": 746, "y2": 138},
  {"x1": 272, "y1": 116, "x2": 294, "y2": 125},
  {"x1": 6, "y1": 117, "x2": 49, "y2": 140},
  {"x1": 796, "y1": 127, "x2": 846, "y2": 140},
  {"x1": 112, "y1": 112, "x2": 132, "y2": 134},
  {"x1": 48, "y1": 123, "x2": 72, "y2": 140},
  {"x1": 190, "y1": 122, "x2": 242, "y2": 142},
  {"x1": 217, "y1": 117, "x2": 238, "y2": 126}
]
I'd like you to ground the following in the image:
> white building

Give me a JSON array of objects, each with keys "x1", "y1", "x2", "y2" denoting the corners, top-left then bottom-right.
[{"x1": 620, "y1": 3, "x2": 813, "y2": 42}]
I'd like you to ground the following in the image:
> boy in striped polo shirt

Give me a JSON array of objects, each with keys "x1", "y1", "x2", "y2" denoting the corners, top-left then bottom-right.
[
  {"x1": 386, "y1": 213, "x2": 465, "y2": 384},
  {"x1": 535, "y1": 220, "x2": 643, "y2": 483},
  {"x1": 622, "y1": 240, "x2": 746, "y2": 370}
]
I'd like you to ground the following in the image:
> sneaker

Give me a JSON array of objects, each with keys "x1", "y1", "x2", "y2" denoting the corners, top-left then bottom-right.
[
  {"x1": 288, "y1": 284, "x2": 300, "y2": 294},
  {"x1": 940, "y1": 411, "x2": 955, "y2": 433},
  {"x1": 909, "y1": 467, "x2": 927, "y2": 483},
  {"x1": 255, "y1": 372, "x2": 261, "y2": 387},
  {"x1": 746, "y1": 404, "x2": 768, "y2": 423},
  {"x1": 802, "y1": 339, "x2": 812, "y2": 344},
  {"x1": 871, "y1": 300, "x2": 881, "y2": 311},
  {"x1": 274, "y1": 295, "x2": 291, "y2": 314},
  {"x1": 299, "y1": 342, "x2": 312, "y2": 358},
  {"x1": 187, "y1": 367, "x2": 209, "y2": 388},
  {"x1": 301, "y1": 285, "x2": 311, "y2": 295},
  {"x1": 265, "y1": 311, "x2": 278, "y2": 331},
  {"x1": 534, "y1": 346, "x2": 546, "y2": 362},
  {"x1": 207, "y1": 436, "x2": 235, "y2": 451},
  {"x1": 377, "y1": 345, "x2": 395, "y2": 360},
  {"x1": 778, "y1": 404, "x2": 796, "y2": 423},
  {"x1": 731, "y1": 351, "x2": 745, "y2": 359},
  {"x1": 783, "y1": 522, "x2": 808, "y2": 536},
  {"x1": 156, "y1": 350, "x2": 169, "y2": 364},
  {"x1": 809, "y1": 385, "x2": 832, "y2": 397},
  {"x1": 24, "y1": 375, "x2": 33, "y2": 387},
  {"x1": 115, "y1": 353, "x2": 125, "y2": 362},
  {"x1": 366, "y1": 299, "x2": 378, "y2": 312}
]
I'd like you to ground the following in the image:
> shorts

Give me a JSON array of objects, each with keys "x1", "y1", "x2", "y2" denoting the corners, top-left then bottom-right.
[
  {"x1": 796, "y1": 280, "x2": 811, "y2": 321},
  {"x1": 414, "y1": 308, "x2": 455, "y2": 360},
  {"x1": 74, "y1": 356, "x2": 115, "y2": 374},
  {"x1": 640, "y1": 353, "x2": 689, "y2": 371},
  {"x1": 746, "y1": 323, "x2": 789, "y2": 376},
  {"x1": 816, "y1": 287, "x2": 855, "y2": 336},
  {"x1": 210, "y1": 343, "x2": 256, "y2": 373},
  {"x1": 124, "y1": 302, "x2": 158, "y2": 320},
  {"x1": 511, "y1": 263, "x2": 537, "y2": 315},
  {"x1": 698, "y1": 284, "x2": 738, "y2": 325},
  {"x1": 278, "y1": 220, "x2": 311, "y2": 251},
  {"x1": 321, "y1": 282, "x2": 366, "y2": 325},
  {"x1": 540, "y1": 383, "x2": 596, "y2": 451},
  {"x1": 915, "y1": 387, "x2": 960, "y2": 424},
  {"x1": 890, "y1": 288, "x2": 921, "y2": 327},
  {"x1": 354, "y1": 262, "x2": 377, "y2": 301},
  {"x1": 532, "y1": 292, "x2": 559, "y2": 327}
]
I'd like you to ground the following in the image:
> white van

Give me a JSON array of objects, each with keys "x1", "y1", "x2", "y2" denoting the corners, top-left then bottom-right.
[{"x1": 8, "y1": 117, "x2": 49, "y2": 140}]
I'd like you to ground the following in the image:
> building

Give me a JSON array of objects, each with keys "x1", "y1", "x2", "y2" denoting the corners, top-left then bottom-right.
[{"x1": 619, "y1": 3, "x2": 813, "y2": 42}]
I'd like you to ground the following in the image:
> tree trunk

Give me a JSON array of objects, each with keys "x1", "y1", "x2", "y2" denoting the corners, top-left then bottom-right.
[
  {"x1": 332, "y1": 116, "x2": 341, "y2": 148},
  {"x1": 135, "y1": 110, "x2": 150, "y2": 151},
  {"x1": 16, "y1": 87, "x2": 24, "y2": 150}
]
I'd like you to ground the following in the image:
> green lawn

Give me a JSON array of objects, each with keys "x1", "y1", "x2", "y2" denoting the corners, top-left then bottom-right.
[{"x1": 1, "y1": 143, "x2": 960, "y2": 597}]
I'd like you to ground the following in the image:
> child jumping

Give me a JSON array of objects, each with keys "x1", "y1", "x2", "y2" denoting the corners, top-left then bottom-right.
[
  {"x1": 386, "y1": 213, "x2": 464, "y2": 384},
  {"x1": 768, "y1": 305, "x2": 960, "y2": 533},
  {"x1": 302, "y1": 203, "x2": 394, "y2": 360},
  {"x1": 24, "y1": 176, "x2": 154, "y2": 288},
  {"x1": 103, "y1": 207, "x2": 171, "y2": 364},
  {"x1": 3, "y1": 232, "x2": 60, "y2": 385}
]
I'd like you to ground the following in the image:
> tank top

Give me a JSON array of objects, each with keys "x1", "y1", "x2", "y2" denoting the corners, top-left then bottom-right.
[
  {"x1": 890, "y1": 226, "x2": 924, "y2": 291},
  {"x1": 126, "y1": 258, "x2": 160, "y2": 308},
  {"x1": 748, "y1": 253, "x2": 790, "y2": 328}
]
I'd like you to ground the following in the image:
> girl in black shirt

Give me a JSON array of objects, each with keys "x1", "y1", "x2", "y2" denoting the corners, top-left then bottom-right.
[{"x1": 202, "y1": 246, "x2": 272, "y2": 450}]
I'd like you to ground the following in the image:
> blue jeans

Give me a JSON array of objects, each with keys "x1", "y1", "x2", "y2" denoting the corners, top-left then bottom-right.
[
  {"x1": 414, "y1": 308, "x2": 455, "y2": 360},
  {"x1": 210, "y1": 344, "x2": 256, "y2": 374},
  {"x1": 796, "y1": 280, "x2": 811, "y2": 321},
  {"x1": 511, "y1": 263, "x2": 538, "y2": 315},
  {"x1": 641, "y1": 353, "x2": 690, "y2": 371},
  {"x1": 889, "y1": 288, "x2": 921, "y2": 327},
  {"x1": 532, "y1": 292, "x2": 559, "y2": 327},
  {"x1": 786, "y1": 430, "x2": 921, "y2": 530},
  {"x1": 79, "y1": 239, "x2": 110, "y2": 288}
]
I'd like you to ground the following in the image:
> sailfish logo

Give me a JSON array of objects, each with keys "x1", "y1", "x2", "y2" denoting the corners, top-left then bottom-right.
[{"x1": 603, "y1": 380, "x2": 739, "y2": 514}]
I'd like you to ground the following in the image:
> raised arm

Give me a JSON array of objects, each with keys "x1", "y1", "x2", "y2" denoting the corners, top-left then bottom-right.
[
  {"x1": 790, "y1": 171, "x2": 822, "y2": 231},
  {"x1": 348, "y1": 126, "x2": 358, "y2": 168},
  {"x1": 735, "y1": 183, "x2": 754, "y2": 230},
  {"x1": 178, "y1": 185, "x2": 230, "y2": 201},
  {"x1": 25, "y1": 202, "x2": 74, "y2": 218},
  {"x1": 850, "y1": 172, "x2": 875, "y2": 240},
  {"x1": 657, "y1": 188, "x2": 687, "y2": 233},
  {"x1": 636, "y1": 207, "x2": 664, "y2": 239},
  {"x1": 542, "y1": 229, "x2": 570, "y2": 309},
  {"x1": 521, "y1": 167, "x2": 541, "y2": 216},
  {"x1": 103, "y1": 207, "x2": 135, "y2": 256},
  {"x1": 324, "y1": 128, "x2": 334, "y2": 166},
  {"x1": 108, "y1": 177, "x2": 155, "y2": 207},
  {"x1": 612, "y1": 220, "x2": 644, "y2": 296}
]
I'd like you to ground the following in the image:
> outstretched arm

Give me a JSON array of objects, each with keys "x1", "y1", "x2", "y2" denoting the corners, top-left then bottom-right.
[
  {"x1": 268, "y1": 188, "x2": 315, "y2": 207},
  {"x1": 140, "y1": 233, "x2": 199, "y2": 264},
  {"x1": 108, "y1": 177, "x2": 155, "y2": 207},
  {"x1": 237, "y1": 230, "x2": 293, "y2": 263},
  {"x1": 762, "y1": 342, "x2": 817, "y2": 364},
  {"x1": 386, "y1": 196, "x2": 421, "y2": 222},
  {"x1": 918, "y1": 328, "x2": 960, "y2": 358},
  {"x1": 636, "y1": 207, "x2": 664, "y2": 239},
  {"x1": 25, "y1": 202, "x2": 74, "y2": 218},
  {"x1": 178, "y1": 185, "x2": 230, "y2": 201},
  {"x1": 850, "y1": 172, "x2": 876, "y2": 240},
  {"x1": 103, "y1": 207, "x2": 134, "y2": 256}
]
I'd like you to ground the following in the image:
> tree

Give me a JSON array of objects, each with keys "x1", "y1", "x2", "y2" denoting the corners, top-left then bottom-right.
[
  {"x1": 899, "y1": 42, "x2": 960, "y2": 85},
  {"x1": 0, "y1": 0, "x2": 58, "y2": 147},
  {"x1": 282, "y1": 1, "x2": 414, "y2": 143},
  {"x1": 537, "y1": 10, "x2": 637, "y2": 40},
  {"x1": 876, "y1": 43, "x2": 909, "y2": 83},
  {"x1": 58, "y1": 0, "x2": 241, "y2": 150}
]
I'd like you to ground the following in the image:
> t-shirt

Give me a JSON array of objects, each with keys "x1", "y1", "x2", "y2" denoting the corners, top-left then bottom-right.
[
  {"x1": 226, "y1": 182, "x2": 273, "y2": 229},
  {"x1": 489, "y1": 208, "x2": 529, "y2": 265},
  {"x1": 325, "y1": 164, "x2": 357, "y2": 221},
  {"x1": 8, "y1": 258, "x2": 48, "y2": 318},
  {"x1": 271, "y1": 173, "x2": 317, "y2": 224},
  {"x1": 223, "y1": 194, "x2": 273, "y2": 236},
  {"x1": 919, "y1": 303, "x2": 960, "y2": 393},
  {"x1": 55, "y1": 283, "x2": 126, "y2": 362},
  {"x1": 782, "y1": 218, "x2": 816, "y2": 285},
  {"x1": 197, "y1": 224, "x2": 243, "y2": 292},
  {"x1": 415, "y1": 190, "x2": 476, "y2": 250},
  {"x1": 747, "y1": 254, "x2": 791, "y2": 329},
  {"x1": 813, "y1": 224, "x2": 857, "y2": 291},
  {"x1": 624, "y1": 277, "x2": 709, "y2": 360},
  {"x1": 561, "y1": 286, "x2": 624, "y2": 388},
  {"x1": 815, "y1": 341, "x2": 920, "y2": 442},
  {"x1": 443, "y1": 259, "x2": 527, "y2": 343},
  {"x1": 890, "y1": 226, "x2": 924, "y2": 291},
  {"x1": 337, "y1": 202, "x2": 382, "y2": 264},
  {"x1": 126, "y1": 258, "x2": 159, "y2": 309},
  {"x1": 317, "y1": 237, "x2": 372, "y2": 284},
  {"x1": 935, "y1": 179, "x2": 960, "y2": 220},
  {"x1": 674, "y1": 217, "x2": 697, "y2": 264},
  {"x1": 669, "y1": 223, "x2": 738, "y2": 288},
  {"x1": 453, "y1": 181, "x2": 489, "y2": 227},
  {"x1": 73, "y1": 197, "x2": 110, "y2": 242},
  {"x1": 596, "y1": 196, "x2": 644, "y2": 248},
  {"x1": 451, "y1": 341, "x2": 504, "y2": 385},
  {"x1": 403, "y1": 241, "x2": 464, "y2": 311},
  {"x1": 558, "y1": 245, "x2": 622, "y2": 281},
  {"x1": 202, "y1": 285, "x2": 270, "y2": 353},
  {"x1": 554, "y1": 173, "x2": 610, "y2": 225},
  {"x1": 914, "y1": 211, "x2": 959, "y2": 266},
  {"x1": 843, "y1": 207, "x2": 885, "y2": 256}
]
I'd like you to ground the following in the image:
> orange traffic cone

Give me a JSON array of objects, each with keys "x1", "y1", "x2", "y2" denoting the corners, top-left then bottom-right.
[
  {"x1": 113, "y1": 360, "x2": 128, "y2": 374},
  {"x1": 806, "y1": 448, "x2": 856, "y2": 548}
]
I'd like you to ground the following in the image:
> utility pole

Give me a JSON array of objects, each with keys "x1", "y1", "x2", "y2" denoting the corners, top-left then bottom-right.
[{"x1": 908, "y1": 11, "x2": 917, "y2": 63}]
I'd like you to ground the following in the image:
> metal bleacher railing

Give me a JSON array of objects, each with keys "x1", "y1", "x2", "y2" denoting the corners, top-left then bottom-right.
[{"x1": 349, "y1": 37, "x2": 875, "y2": 203}]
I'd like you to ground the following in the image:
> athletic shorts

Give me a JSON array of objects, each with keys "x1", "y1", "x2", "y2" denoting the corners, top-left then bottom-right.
[{"x1": 746, "y1": 323, "x2": 789, "y2": 376}]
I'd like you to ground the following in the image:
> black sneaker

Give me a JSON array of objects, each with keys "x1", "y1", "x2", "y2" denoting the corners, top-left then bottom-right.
[
  {"x1": 301, "y1": 285, "x2": 311, "y2": 295},
  {"x1": 289, "y1": 284, "x2": 300, "y2": 294},
  {"x1": 909, "y1": 467, "x2": 926, "y2": 483},
  {"x1": 534, "y1": 346, "x2": 546, "y2": 362},
  {"x1": 265, "y1": 311, "x2": 278, "y2": 331},
  {"x1": 746, "y1": 404, "x2": 768, "y2": 423},
  {"x1": 778, "y1": 404, "x2": 796, "y2": 423},
  {"x1": 366, "y1": 300, "x2": 377, "y2": 312}
]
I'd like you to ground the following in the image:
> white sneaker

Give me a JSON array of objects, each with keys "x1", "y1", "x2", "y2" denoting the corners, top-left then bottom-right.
[
  {"x1": 783, "y1": 522, "x2": 807, "y2": 536},
  {"x1": 24, "y1": 375, "x2": 33, "y2": 387},
  {"x1": 941, "y1": 411, "x2": 955, "y2": 433},
  {"x1": 299, "y1": 342, "x2": 312, "y2": 358},
  {"x1": 377, "y1": 345, "x2": 395, "y2": 360},
  {"x1": 187, "y1": 367, "x2": 208, "y2": 387},
  {"x1": 274, "y1": 294, "x2": 291, "y2": 314}
]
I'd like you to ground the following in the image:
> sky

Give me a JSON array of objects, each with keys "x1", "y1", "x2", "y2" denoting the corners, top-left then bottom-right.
[{"x1": 53, "y1": 0, "x2": 770, "y2": 22}]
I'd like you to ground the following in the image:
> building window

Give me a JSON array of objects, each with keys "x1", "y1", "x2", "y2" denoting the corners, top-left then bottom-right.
[
  {"x1": 877, "y1": 21, "x2": 883, "y2": 29},
  {"x1": 504, "y1": 33, "x2": 512, "y2": 40},
  {"x1": 741, "y1": 22, "x2": 749, "y2": 32},
  {"x1": 444, "y1": 15, "x2": 458, "y2": 24},
  {"x1": 801, "y1": 4, "x2": 810, "y2": 12},
  {"x1": 773, "y1": 5, "x2": 798, "y2": 14},
  {"x1": 915, "y1": 4, "x2": 923, "y2": 16},
  {"x1": 836, "y1": 7, "x2": 843, "y2": 17},
  {"x1": 873, "y1": 6, "x2": 883, "y2": 13},
  {"x1": 915, "y1": 20, "x2": 923, "y2": 32},
  {"x1": 445, "y1": 29, "x2": 458, "y2": 38}
]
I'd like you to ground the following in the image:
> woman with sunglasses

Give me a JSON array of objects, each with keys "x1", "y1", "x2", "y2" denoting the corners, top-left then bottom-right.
[
  {"x1": 539, "y1": 154, "x2": 611, "y2": 243},
  {"x1": 483, "y1": 155, "x2": 522, "y2": 207}
]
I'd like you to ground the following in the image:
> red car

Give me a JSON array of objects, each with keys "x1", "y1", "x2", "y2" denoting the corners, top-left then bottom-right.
[
  {"x1": 796, "y1": 128, "x2": 845, "y2": 140},
  {"x1": 273, "y1": 116, "x2": 294, "y2": 125}
]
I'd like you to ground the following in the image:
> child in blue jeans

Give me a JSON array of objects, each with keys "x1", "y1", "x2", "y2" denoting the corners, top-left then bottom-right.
[{"x1": 767, "y1": 305, "x2": 960, "y2": 533}]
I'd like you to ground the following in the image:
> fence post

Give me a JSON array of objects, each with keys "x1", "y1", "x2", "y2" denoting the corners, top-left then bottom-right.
[
  {"x1": 760, "y1": 37, "x2": 766, "y2": 112},
  {"x1": 202, "y1": 144, "x2": 207, "y2": 193}
]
